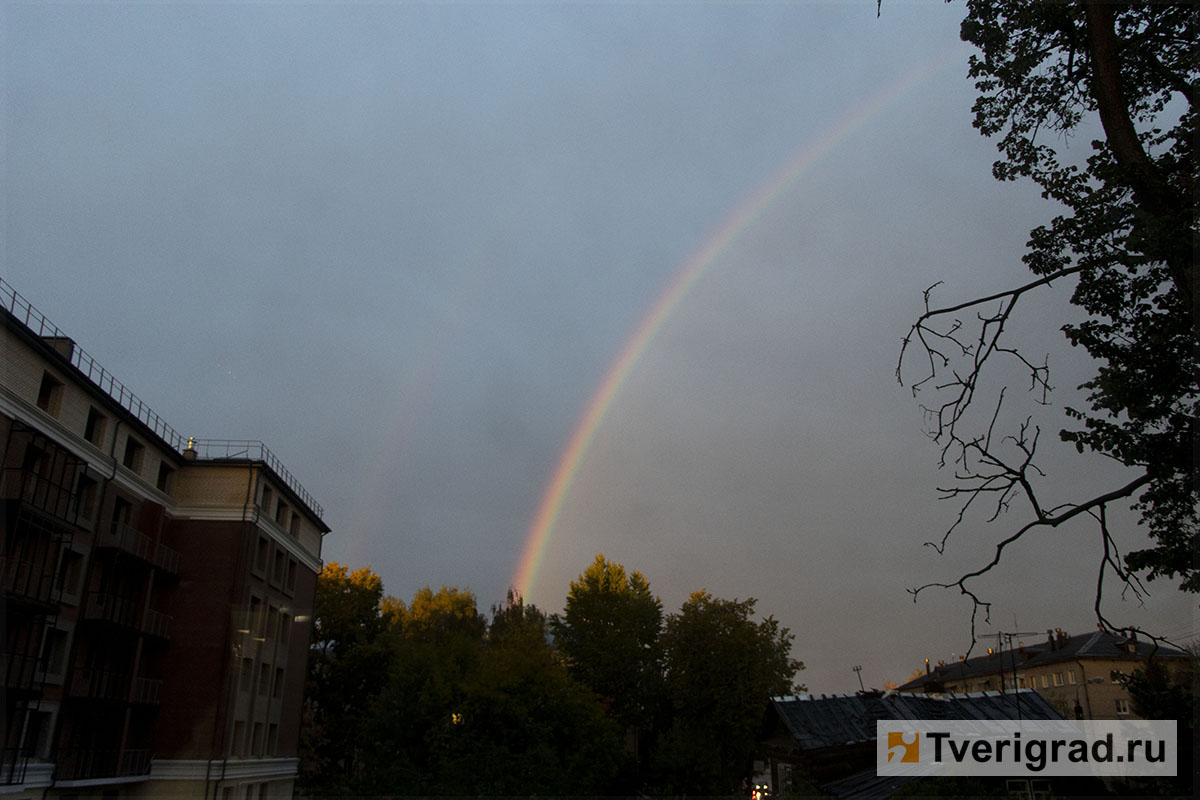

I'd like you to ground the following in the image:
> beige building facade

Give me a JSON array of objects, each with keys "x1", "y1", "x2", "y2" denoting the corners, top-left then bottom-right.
[{"x1": 897, "y1": 628, "x2": 1192, "y2": 720}]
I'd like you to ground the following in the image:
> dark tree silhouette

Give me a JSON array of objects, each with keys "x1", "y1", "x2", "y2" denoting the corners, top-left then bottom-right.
[{"x1": 897, "y1": 1, "x2": 1197, "y2": 646}]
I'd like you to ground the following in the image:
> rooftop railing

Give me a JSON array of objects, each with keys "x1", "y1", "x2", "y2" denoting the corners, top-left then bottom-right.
[
  {"x1": 185, "y1": 439, "x2": 323, "y2": 518},
  {"x1": 1, "y1": 277, "x2": 324, "y2": 519}
]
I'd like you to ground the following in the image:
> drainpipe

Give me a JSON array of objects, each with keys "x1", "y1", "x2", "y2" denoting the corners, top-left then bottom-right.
[{"x1": 204, "y1": 462, "x2": 260, "y2": 800}]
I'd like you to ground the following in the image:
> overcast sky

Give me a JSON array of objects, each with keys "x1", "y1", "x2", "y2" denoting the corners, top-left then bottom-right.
[{"x1": 4, "y1": 1, "x2": 1194, "y2": 693}]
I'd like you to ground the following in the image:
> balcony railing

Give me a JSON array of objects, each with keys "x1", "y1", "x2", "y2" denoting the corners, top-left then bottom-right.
[
  {"x1": 130, "y1": 677, "x2": 162, "y2": 706},
  {"x1": 54, "y1": 748, "x2": 150, "y2": 781},
  {"x1": 3, "y1": 278, "x2": 324, "y2": 521},
  {"x1": 1, "y1": 278, "x2": 187, "y2": 453},
  {"x1": 143, "y1": 609, "x2": 171, "y2": 640},
  {"x1": 2, "y1": 652, "x2": 44, "y2": 694},
  {"x1": 186, "y1": 439, "x2": 323, "y2": 519},
  {"x1": 0, "y1": 471, "x2": 77, "y2": 523},
  {"x1": 99, "y1": 521, "x2": 155, "y2": 563},
  {"x1": 68, "y1": 668, "x2": 130, "y2": 703},
  {"x1": 0, "y1": 747, "x2": 30, "y2": 787},
  {"x1": 2, "y1": 558, "x2": 60, "y2": 608},
  {"x1": 152, "y1": 540, "x2": 180, "y2": 575},
  {"x1": 81, "y1": 592, "x2": 141, "y2": 630},
  {"x1": 95, "y1": 521, "x2": 180, "y2": 576}
]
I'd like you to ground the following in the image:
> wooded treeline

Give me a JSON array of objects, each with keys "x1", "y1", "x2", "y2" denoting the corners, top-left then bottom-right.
[{"x1": 297, "y1": 554, "x2": 804, "y2": 797}]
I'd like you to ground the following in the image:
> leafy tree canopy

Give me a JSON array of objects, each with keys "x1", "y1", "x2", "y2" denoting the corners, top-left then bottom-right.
[
  {"x1": 550, "y1": 554, "x2": 664, "y2": 729},
  {"x1": 310, "y1": 561, "x2": 385, "y2": 656},
  {"x1": 301, "y1": 562, "x2": 393, "y2": 795},
  {"x1": 651, "y1": 590, "x2": 804, "y2": 795},
  {"x1": 899, "y1": 1, "x2": 1198, "y2": 633},
  {"x1": 394, "y1": 583, "x2": 487, "y2": 643}
]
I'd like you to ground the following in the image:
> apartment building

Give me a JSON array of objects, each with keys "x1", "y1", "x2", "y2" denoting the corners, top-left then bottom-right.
[
  {"x1": 2, "y1": 278, "x2": 329, "y2": 799},
  {"x1": 897, "y1": 628, "x2": 1192, "y2": 720}
]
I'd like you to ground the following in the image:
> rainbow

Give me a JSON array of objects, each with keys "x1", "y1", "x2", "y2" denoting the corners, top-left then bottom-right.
[{"x1": 513, "y1": 48, "x2": 963, "y2": 601}]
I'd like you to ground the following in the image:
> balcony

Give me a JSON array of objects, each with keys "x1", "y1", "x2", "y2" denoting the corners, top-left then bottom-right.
[
  {"x1": 152, "y1": 540, "x2": 180, "y2": 576},
  {"x1": 54, "y1": 748, "x2": 150, "y2": 781},
  {"x1": 0, "y1": 471, "x2": 76, "y2": 525},
  {"x1": 143, "y1": 609, "x2": 171, "y2": 641},
  {"x1": 130, "y1": 677, "x2": 162, "y2": 706},
  {"x1": 2, "y1": 558, "x2": 60, "y2": 609},
  {"x1": 68, "y1": 668, "x2": 130, "y2": 703},
  {"x1": 2, "y1": 652, "x2": 44, "y2": 694},
  {"x1": 97, "y1": 521, "x2": 155, "y2": 563},
  {"x1": 95, "y1": 521, "x2": 180, "y2": 577},
  {"x1": 1, "y1": 748, "x2": 31, "y2": 787},
  {"x1": 81, "y1": 592, "x2": 141, "y2": 630}
]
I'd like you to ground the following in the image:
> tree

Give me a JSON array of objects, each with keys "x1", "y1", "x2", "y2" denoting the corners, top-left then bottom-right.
[
  {"x1": 896, "y1": 1, "x2": 1198, "y2": 642},
  {"x1": 396, "y1": 583, "x2": 487, "y2": 642},
  {"x1": 354, "y1": 585, "x2": 489, "y2": 794},
  {"x1": 300, "y1": 562, "x2": 393, "y2": 795},
  {"x1": 1109, "y1": 646, "x2": 1196, "y2": 796},
  {"x1": 549, "y1": 554, "x2": 664, "y2": 735},
  {"x1": 357, "y1": 588, "x2": 623, "y2": 795},
  {"x1": 651, "y1": 590, "x2": 804, "y2": 795},
  {"x1": 437, "y1": 592, "x2": 624, "y2": 795}
]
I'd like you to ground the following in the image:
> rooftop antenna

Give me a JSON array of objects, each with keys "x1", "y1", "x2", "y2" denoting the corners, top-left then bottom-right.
[{"x1": 853, "y1": 665, "x2": 864, "y2": 692}]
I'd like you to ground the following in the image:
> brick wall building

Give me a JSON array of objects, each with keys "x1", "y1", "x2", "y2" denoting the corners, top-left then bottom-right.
[{"x1": 2, "y1": 279, "x2": 328, "y2": 799}]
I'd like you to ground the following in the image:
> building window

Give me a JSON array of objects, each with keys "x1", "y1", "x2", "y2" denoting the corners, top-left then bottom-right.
[
  {"x1": 231, "y1": 720, "x2": 245, "y2": 756},
  {"x1": 275, "y1": 502, "x2": 289, "y2": 527},
  {"x1": 57, "y1": 549, "x2": 86, "y2": 602},
  {"x1": 75, "y1": 475, "x2": 99, "y2": 522},
  {"x1": 279, "y1": 613, "x2": 291, "y2": 646},
  {"x1": 1115, "y1": 699, "x2": 1129, "y2": 715},
  {"x1": 249, "y1": 596, "x2": 263, "y2": 638},
  {"x1": 285, "y1": 559, "x2": 297, "y2": 595},
  {"x1": 273, "y1": 667, "x2": 285, "y2": 699},
  {"x1": 156, "y1": 462, "x2": 174, "y2": 492},
  {"x1": 272, "y1": 550, "x2": 284, "y2": 587},
  {"x1": 254, "y1": 537, "x2": 269, "y2": 576},
  {"x1": 289, "y1": 514, "x2": 300, "y2": 538},
  {"x1": 111, "y1": 497, "x2": 132, "y2": 533},
  {"x1": 240, "y1": 658, "x2": 253, "y2": 692},
  {"x1": 1018, "y1": 677, "x2": 1027, "y2": 688},
  {"x1": 37, "y1": 372, "x2": 64, "y2": 416},
  {"x1": 260, "y1": 485, "x2": 274, "y2": 514},
  {"x1": 1053, "y1": 673, "x2": 1064, "y2": 687},
  {"x1": 23, "y1": 709, "x2": 55, "y2": 760},
  {"x1": 40, "y1": 627, "x2": 70, "y2": 679},
  {"x1": 122, "y1": 436, "x2": 145, "y2": 473},
  {"x1": 259, "y1": 663, "x2": 270, "y2": 695},
  {"x1": 22, "y1": 444, "x2": 46, "y2": 475},
  {"x1": 1066, "y1": 670, "x2": 1077, "y2": 685},
  {"x1": 268, "y1": 723, "x2": 279, "y2": 756},
  {"x1": 85, "y1": 406, "x2": 107, "y2": 445},
  {"x1": 252, "y1": 722, "x2": 264, "y2": 755}
]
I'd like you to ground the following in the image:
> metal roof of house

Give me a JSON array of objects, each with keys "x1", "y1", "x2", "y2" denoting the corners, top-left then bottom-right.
[
  {"x1": 898, "y1": 630, "x2": 1187, "y2": 692},
  {"x1": 767, "y1": 690, "x2": 1062, "y2": 751}
]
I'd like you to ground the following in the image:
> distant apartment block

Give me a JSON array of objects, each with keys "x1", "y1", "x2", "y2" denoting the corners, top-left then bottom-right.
[
  {"x1": 2, "y1": 278, "x2": 329, "y2": 799},
  {"x1": 897, "y1": 628, "x2": 1191, "y2": 720}
]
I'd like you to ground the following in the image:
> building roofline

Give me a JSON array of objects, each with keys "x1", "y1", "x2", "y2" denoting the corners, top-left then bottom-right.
[
  {"x1": 897, "y1": 630, "x2": 1189, "y2": 692},
  {"x1": 1, "y1": 277, "x2": 326, "y2": 524}
]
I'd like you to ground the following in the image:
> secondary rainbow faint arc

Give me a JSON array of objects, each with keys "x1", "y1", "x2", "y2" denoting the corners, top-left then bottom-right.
[{"x1": 513, "y1": 49, "x2": 962, "y2": 601}]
